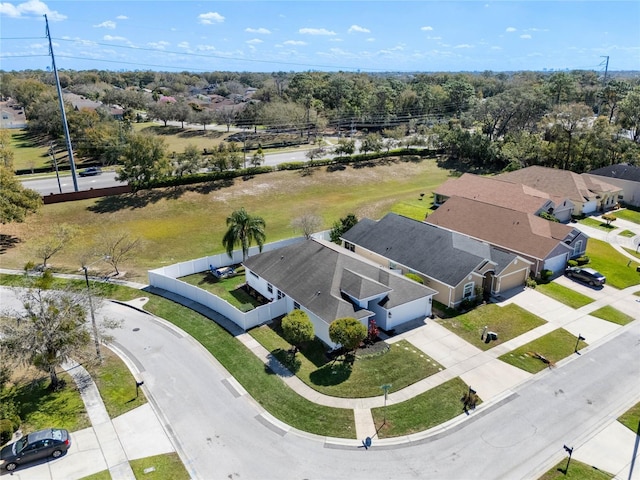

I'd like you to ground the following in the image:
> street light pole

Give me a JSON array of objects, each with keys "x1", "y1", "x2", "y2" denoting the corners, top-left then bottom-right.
[{"x1": 82, "y1": 265, "x2": 102, "y2": 363}]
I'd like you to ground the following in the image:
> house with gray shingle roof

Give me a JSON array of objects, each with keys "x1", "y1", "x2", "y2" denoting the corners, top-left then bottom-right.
[
  {"x1": 496, "y1": 166, "x2": 621, "y2": 216},
  {"x1": 585, "y1": 164, "x2": 640, "y2": 207},
  {"x1": 243, "y1": 238, "x2": 437, "y2": 346},
  {"x1": 341, "y1": 213, "x2": 531, "y2": 308},
  {"x1": 434, "y1": 173, "x2": 575, "y2": 222},
  {"x1": 425, "y1": 196, "x2": 589, "y2": 276}
]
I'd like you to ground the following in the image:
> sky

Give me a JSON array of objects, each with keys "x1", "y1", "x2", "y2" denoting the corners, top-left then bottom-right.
[{"x1": 1, "y1": 0, "x2": 639, "y2": 73}]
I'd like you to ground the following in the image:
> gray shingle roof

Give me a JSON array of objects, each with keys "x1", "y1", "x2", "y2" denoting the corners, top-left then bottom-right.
[
  {"x1": 588, "y1": 164, "x2": 640, "y2": 183},
  {"x1": 243, "y1": 239, "x2": 435, "y2": 324},
  {"x1": 342, "y1": 213, "x2": 518, "y2": 286}
]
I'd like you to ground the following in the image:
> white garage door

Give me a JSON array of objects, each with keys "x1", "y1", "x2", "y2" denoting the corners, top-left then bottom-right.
[{"x1": 544, "y1": 254, "x2": 568, "y2": 275}]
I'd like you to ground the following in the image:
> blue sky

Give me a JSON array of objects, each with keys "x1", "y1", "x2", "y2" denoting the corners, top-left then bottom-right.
[{"x1": 1, "y1": 0, "x2": 639, "y2": 73}]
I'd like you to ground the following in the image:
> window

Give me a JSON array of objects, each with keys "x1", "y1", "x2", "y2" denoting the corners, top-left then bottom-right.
[
  {"x1": 573, "y1": 240, "x2": 583, "y2": 256},
  {"x1": 463, "y1": 282, "x2": 474, "y2": 299},
  {"x1": 293, "y1": 302, "x2": 300, "y2": 309},
  {"x1": 344, "y1": 241, "x2": 355, "y2": 252},
  {"x1": 267, "y1": 284, "x2": 273, "y2": 294},
  {"x1": 277, "y1": 290, "x2": 285, "y2": 300}
]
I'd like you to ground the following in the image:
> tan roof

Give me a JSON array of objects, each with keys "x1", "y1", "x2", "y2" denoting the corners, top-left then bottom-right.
[
  {"x1": 435, "y1": 173, "x2": 554, "y2": 214},
  {"x1": 496, "y1": 166, "x2": 618, "y2": 204},
  {"x1": 426, "y1": 196, "x2": 574, "y2": 260}
]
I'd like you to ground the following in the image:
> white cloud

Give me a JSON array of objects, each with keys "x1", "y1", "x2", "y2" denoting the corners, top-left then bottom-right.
[
  {"x1": 366, "y1": 37, "x2": 375, "y2": 42},
  {"x1": 490, "y1": 46, "x2": 502, "y2": 50},
  {"x1": 245, "y1": 27, "x2": 271, "y2": 34},
  {"x1": 455, "y1": 44, "x2": 473, "y2": 49},
  {"x1": 421, "y1": 26, "x2": 434, "y2": 31},
  {"x1": 177, "y1": 41, "x2": 190, "y2": 49},
  {"x1": 196, "y1": 44, "x2": 217, "y2": 52},
  {"x1": 299, "y1": 27, "x2": 336, "y2": 36},
  {"x1": 103, "y1": 35, "x2": 127, "y2": 42},
  {"x1": 425, "y1": 36, "x2": 442, "y2": 40},
  {"x1": 0, "y1": 0, "x2": 66, "y2": 20},
  {"x1": 93, "y1": 20, "x2": 116, "y2": 29},
  {"x1": 520, "y1": 34, "x2": 532, "y2": 39},
  {"x1": 116, "y1": 15, "x2": 128, "y2": 20},
  {"x1": 506, "y1": 27, "x2": 517, "y2": 32},
  {"x1": 147, "y1": 41, "x2": 169, "y2": 49},
  {"x1": 283, "y1": 40, "x2": 306, "y2": 46},
  {"x1": 246, "y1": 38, "x2": 263, "y2": 45},
  {"x1": 348, "y1": 24, "x2": 370, "y2": 34},
  {"x1": 198, "y1": 12, "x2": 224, "y2": 25}
]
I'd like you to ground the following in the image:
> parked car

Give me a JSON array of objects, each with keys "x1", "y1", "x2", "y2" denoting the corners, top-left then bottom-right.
[
  {"x1": 0, "y1": 428, "x2": 71, "y2": 471},
  {"x1": 565, "y1": 266, "x2": 606, "y2": 286},
  {"x1": 79, "y1": 166, "x2": 102, "y2": 177}
]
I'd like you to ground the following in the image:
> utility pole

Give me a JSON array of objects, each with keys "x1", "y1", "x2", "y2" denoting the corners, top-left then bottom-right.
[
  {"x1": 601, "y1": 56, "x2": 609, "y2": 85},
  {"x1": 45, "y1": 14, "x2": 79, "y2": 192},
  {"x1": 48, "y1": 142, "x2": 62, "y2": 193}
]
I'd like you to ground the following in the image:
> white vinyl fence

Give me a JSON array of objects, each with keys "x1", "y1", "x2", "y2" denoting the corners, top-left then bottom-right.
[{"x1": 148, "y1": 237, "x2": 304, "y2": 331}]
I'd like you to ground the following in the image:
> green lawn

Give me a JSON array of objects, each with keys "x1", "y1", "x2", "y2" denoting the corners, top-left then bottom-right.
[
  {"x1": 618, "y1": 401, "x2": 640, "y2": 434},
  {"x1": 535, "y1": 282, "x2": 595, "y2": 309},
  {"x1": 586, "y1": 239, "x2": 640, "y2": 289},
  {"x1": 613, "y1": 207, "x2": 640, "y2": 224},
  {"x1": 178, "y1": 268, "x2": 259, "y2": 311},
  {"x1": 499, "y1": 328, "x2": 587, "y2": 373},
  {"x1": 80, "y1": 470, "x2": 112, "y2": 480},
  {"x1": 436, "y1": 303, "x2": 547, "y2": 351},
  {"x1": 623, "y1": 247, "x2": 640, "y2": 260},
  {"x1": 87, "y1": 348, "x2": 147, "y2": 418},
  {"x1": 538, "y1": 458, "x2": 613, "y2": 480},
  {"x1": 589, "y1": 305, "x2": 634, "y2": 325},
  {"x1": 618, "y1": 229, "x2": 636, "y2": 238},
  {"x1": 10, "y1": 130, "x2": 51, "y2": 171},
  {"x1": 130, "y1": 453, "x2": 190, "y2": 480},
  {"x1": 579, "y1": 217, "x2": 617, "y2": 231},
  {"x1": 250, "y1": 324, "x2": 442, "y2": 398},
  {"x1": 142, "y1": 295, "x2": 356, "y2": 438},
  {"x1": 372, "y1": 377, "x2": 474, "y2": 438},
  {"x1": 1, "y1": 373, "x2": 90, "y2": 433}
]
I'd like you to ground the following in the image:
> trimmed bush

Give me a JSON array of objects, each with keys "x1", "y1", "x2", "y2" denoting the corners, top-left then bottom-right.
[
  {"x1": 404, "y1": 272, "x2": 424, "y2": 284},
  {"x1": 567, "y1": 259, "x2": 578, "y2": 267},
  {"x1": 576, "y1": 256, "x2": 590, "y2": 265}
]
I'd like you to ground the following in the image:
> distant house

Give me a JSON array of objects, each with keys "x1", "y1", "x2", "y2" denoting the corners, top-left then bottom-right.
[
  {"x1": 341, "y1": 213, "x2": 531, "y2": 308},
  {"x1": 243, "y1": 238, "x2": 437, "y2": 346},
  {"x1": 496, "y1": 166, "x2": 621, "y2": 216},
  {"x1": 585, "y1": 164, "x2": 640, "y2": 207},
  {"x1": 434, "y1": 173, "x2": 574, "y2": 223},
  {"x1": 425, "y1": 196, "x2": 589, "y2": 276}
]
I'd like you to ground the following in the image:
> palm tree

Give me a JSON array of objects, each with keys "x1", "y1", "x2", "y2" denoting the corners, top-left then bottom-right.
[{"x1": 222, "y1": 207, "x2": 266, "y2": 261}]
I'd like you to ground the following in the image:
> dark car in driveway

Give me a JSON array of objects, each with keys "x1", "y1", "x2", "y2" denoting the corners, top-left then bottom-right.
[
  {"x1": 565, "y1": 266, "x2": 606, "y2": 287},
  {"x1": 79, "y1": 166, "x2": 102, "y2": 177},
  {"x1": 0, "y1": 428, "x2": 70, "y2": 471}
]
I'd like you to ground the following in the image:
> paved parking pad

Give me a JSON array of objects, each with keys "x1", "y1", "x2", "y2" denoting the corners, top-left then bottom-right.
[{"x1": 112, "y1": 403, "x2": 174, "y2": 460}]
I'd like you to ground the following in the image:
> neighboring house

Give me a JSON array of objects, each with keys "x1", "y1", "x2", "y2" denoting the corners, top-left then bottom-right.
[
  {"x1": 63, "y1": 92, "x2": 123, "y2": 120},
  {"x1": 496, "y1": 166, "x2": 621, "y2": 216},
  {"x1": 243, "y1": 238, "x2": 437, "y2": 346},
  {"x1": 433, "y1": 173, "x2": 574, "y2": 223},
  {"x1": 586, "y1": 164, "x2": 640, "y2": 207},
  {"x1": 425, "y1": 196, "x2": 589, "y2": 276},
  {"x1": 341, "y1": 213, "x2": 531, "y2": 308}
]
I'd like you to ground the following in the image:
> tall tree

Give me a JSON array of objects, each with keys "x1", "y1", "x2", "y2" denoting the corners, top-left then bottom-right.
[
  {"x1": 618, "y1": 87, "x2": 640, "y2": 143},
  {"x1": 0, "y1": 166, "x2": 41, "y2": 224},
  {"x1": 32, "y1": 224, "x2": 78, "y2": 269},
  {"x1": 444, "y1": 79, "x2": 475, "y2": 118},
  {"x1": 222, "y1": 207, "x2": 266, "y2": 261},
  {"x1": 101, "y1": 231, "x2": 142, "y2": 276},
  {"x1": 291, "y1": 213, "x2": 322, "y2": 239},
  {"x1": 116, "y1": 132, "x2": 169, "y2": 188},
  {"x1": 329, "y1": 213, "x2": 358, "y2": 244}
]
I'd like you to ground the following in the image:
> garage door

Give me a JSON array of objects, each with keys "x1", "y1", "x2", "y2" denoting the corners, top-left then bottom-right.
[{"x1": 544, "y1": 254, "x2": 568, "y2": 275}]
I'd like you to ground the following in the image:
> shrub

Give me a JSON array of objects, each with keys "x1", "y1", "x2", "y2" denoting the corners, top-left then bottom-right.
[
  {"x1": 404, "y1": 273, "x2": 424, "y2": 284},
  {"x1": 0, "y1": 419, "x2": 15, "y2": 445},
  {"x1": 576, "y1": 256, "x2": 590, "y2": 265},
  {"x1": 567, "y1": 259, "x2": 578, "y2": 267},
  {"x1": 525, "y1": 277, "x2": 537, "y2": 289}
]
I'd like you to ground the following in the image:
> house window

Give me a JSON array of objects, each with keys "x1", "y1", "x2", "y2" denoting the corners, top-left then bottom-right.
[
  {"x1": 267, "y1": 284, "x2": 273, "y2": 294},
  {"x1": 293, "y1": 302, "x2": 300, "y2": 309},
  {"x1": 344, "y1": 241, "x2": 355, "y2": 252},
  {"x1": 277, "y1": 290, "x2": 285, "y2": 300},
  {"x1": 463, "y1": 282, "x2": 474, "y2": 299},
  {"x1": 573, "y1": 240, "x2": 583, "y2": 256},
  {"x1": 389, "y1": 261, "x2": 397, "y2": 270}
]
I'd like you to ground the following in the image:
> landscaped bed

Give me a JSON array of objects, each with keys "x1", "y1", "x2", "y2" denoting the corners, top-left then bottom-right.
[{"x1": 178, "y1": 267, "x2": 262, "y2": 311}]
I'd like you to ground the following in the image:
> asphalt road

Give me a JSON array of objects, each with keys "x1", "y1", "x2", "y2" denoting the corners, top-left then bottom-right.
[
  {"x1": 99, "y1": 300, "x2": 640, "y2": 480},
  {"x1": 21, "y1": 171, "x2": 125, "y2": 196}
]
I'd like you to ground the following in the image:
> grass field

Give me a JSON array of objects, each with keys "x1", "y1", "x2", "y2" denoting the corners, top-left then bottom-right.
[
  {"x1": 589, "y1": 305, "x2": 634, "y2": 325},
  {"x1": 586, "y1": 239, "x2": 640, "y2": 289},
  {"x1": 613, "y1": 207, "x2": 640, "y2": 224},
  {"x1": 579, "y1": 217, "x2": 617, "y2": 231},
  {"x1": 1, "y1": 156, "x2": 453, "y2": 281},
  {"x1": 10, "y1": 130, "x2": 51, "y2": 171},
  {"x1": 618, "y1": 401, "x2": 640, "y2": 434},
  {"x1": 538, "y1": 458, "x2": 613, "y2": 479},
  {"x1": 436, "y1": 303, "x2": 547, "y2": 351},
  {"x1": 498, "y1": 328, "x2": 587, "y2": 373},
  {"x1": 535, "y1": 281, "x2": 595, "y2": 309}
]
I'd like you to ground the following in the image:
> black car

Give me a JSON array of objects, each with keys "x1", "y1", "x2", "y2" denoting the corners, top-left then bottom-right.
[
  {"x1": 565, "y1": 266, "x2": 606, "y2": 286},
  {"x1": 0, "y1": 428, "x2": 70, "y2": 471},
  {"x1": 79, "y1": 166, "x2": 102, "y2": 177}
]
